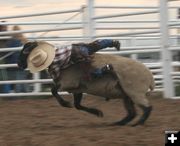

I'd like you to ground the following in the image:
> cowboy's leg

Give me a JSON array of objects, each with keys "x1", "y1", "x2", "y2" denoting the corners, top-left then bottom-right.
[
  {"x1": 85, "y1": 40, "x2": 120, "y2": 78},
  {"x1": 91, "y1": 64, "x2": 114, "y2": 78},
  {"x1": 71, "y1": 39, "x2": 120, "y2": 60},
  {"x1": 70, "y1": 45, "x2": 91, "y2": 63},
  {"x1": 71, "y1": 41, "x2": 119, "y2": 79},
  {"x1": 91, "y1": 68, "x2": 103, "y2": 78},
  {"x1": 87, "y1": 39, "x2": 120, "y2": 54}
]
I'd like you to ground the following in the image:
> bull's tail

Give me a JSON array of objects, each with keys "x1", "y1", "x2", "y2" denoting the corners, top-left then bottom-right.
[
  {"x1": 146, "y1": 73, "x2": 155, "y2": 97},
  {"x1": 149, "y1": 74, "x2": 155, "y2": 91}
]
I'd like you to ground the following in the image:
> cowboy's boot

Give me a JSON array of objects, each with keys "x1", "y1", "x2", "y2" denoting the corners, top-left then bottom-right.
[
  {"x1": 91, "y1": 64, "x2": 115, "y2": 78},
  {"x1": 101, "y1": 64, "x2": 114, "y2": 73},
  {"x1": 112, "y1": 40, "x2": 120, "y2": 51},
  {"x1": 101, "y1": 64, "x2": 119, "y2": 79}
]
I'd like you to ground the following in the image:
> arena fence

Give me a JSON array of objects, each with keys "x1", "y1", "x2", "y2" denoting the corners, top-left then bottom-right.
[{"x1": 0, "y1": 0, "x2": 179, "y2": 99}]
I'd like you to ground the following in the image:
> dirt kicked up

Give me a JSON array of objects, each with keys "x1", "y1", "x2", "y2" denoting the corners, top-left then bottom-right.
[{"x1": 0, "y1": 95, "x2": 179, "y2": 146}]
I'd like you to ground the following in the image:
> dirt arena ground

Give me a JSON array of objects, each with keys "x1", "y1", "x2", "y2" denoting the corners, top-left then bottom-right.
[{"x1": 0, "y1": 94, "x2": 179, "y2": 146}]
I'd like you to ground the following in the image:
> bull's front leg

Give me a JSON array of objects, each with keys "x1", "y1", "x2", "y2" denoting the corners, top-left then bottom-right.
[
  {"x1": 74, "y1": 93, "x2": 103, "y2": 117},
  {"x1": 51, "y1": 84, "x2": 72, "y2": 108}
]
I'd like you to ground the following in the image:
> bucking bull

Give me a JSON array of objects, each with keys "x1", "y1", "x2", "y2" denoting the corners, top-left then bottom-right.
[{"x1": 18, "y1": 40, "x2": 155, "y2": 126}]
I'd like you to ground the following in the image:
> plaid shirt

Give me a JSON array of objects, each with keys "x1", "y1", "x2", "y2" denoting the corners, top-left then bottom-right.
[{"x1": 48, "y1": 44, "x2": 72, "y2": 82}]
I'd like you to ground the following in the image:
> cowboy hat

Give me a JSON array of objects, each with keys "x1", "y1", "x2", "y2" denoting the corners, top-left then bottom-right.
[{"x1": 27, "y1": 41, "x2": 56, "y2": 73}]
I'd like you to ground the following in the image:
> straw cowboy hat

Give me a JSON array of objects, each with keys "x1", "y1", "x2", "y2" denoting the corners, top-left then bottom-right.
[{"x1": 27, "y1": 41, "x2": 56, "y2": 73}]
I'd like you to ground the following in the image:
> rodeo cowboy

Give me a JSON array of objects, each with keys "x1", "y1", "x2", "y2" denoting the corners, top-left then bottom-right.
[{"x1": 18, "y1": 39, "x2": 120, "y2": 83}]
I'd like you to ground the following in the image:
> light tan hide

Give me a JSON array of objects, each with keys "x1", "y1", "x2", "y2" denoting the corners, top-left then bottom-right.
[{"x1": 57, "y1": 53, "x2": 155, "y2": 107}]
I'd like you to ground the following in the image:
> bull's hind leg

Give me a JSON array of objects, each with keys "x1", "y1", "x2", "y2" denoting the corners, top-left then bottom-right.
[
  {"x1": 73, "y1": 93, "x2": 103, "y2": 117},
  {"x1": 132, "y1": 105, "x2": 152, "y2": 126},
  {"x1": 112, "y1": 96, "x2": 136, "y2": 126},
  {"x1": 131, "y1": 96, "x2": 152, "y2": 126}
]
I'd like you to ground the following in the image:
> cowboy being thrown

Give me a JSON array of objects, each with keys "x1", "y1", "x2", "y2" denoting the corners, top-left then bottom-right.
[{"x1": 18, "y1": 39, "x2": 120, "y2": 83}]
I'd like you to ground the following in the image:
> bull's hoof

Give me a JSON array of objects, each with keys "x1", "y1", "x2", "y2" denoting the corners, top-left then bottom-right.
[
  {"x1": 110, "y1": 121, "x2": 127, "y2": 126},
  {"x1": 131, "y1": 123, "x2": 143, "y2": 127},
  {"x1": 88, "y1": 108, "x2": 104, "y2": 117},
  {"x1": 96, "y1": 110, "x2": 104, "y2": 117},
  {"x1": 61, "y1": 101, "x2": 73, "y2": 108},
  {"x1": 110, "y1": 115, "x2": 136, "y2": 126},
  {"x1": 131, "y1": 106, "x2": 152, "y2": 126}
]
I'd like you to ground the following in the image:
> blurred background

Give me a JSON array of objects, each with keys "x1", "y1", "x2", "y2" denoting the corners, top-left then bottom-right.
[
  {"x1": 0, "y1": 1, "x2": 180, "y2": 146},
  {"x1": 0, "y1": 0, "x2": 180, "y2": 98}
]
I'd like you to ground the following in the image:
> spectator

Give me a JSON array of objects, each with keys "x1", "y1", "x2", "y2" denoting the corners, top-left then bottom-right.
[
  {"x1": 0, "y1": 21, "x2": 10, "y2": 93},
  {"x1": 0, "y1": 21, "x2": 8, "y2": 48},
  {"x1": 5, "y1": 25, "x2": 29, "y2": 93}
]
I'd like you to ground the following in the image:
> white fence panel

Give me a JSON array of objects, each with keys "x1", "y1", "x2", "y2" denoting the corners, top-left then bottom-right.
[{"x1": 0, "y1": 0, "x2": 179, "y2": 98}]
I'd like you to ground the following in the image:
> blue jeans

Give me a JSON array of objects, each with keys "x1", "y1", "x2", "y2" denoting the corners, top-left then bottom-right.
[
  {"x1": 91, "y1": 39, "x2": 113, "y2": 49},
  {"x1": 79, "y1": 39, "x2": 114, "y2": 78},
  {"x1": 91, "y1": 68, "x2": 103, "y2": 78},
  {"x1": 79, "y1": 39, "x2": 114, "y2": 55},
  {"x1": 7, "y1": 69, "x2": 29, "y2": 93}
]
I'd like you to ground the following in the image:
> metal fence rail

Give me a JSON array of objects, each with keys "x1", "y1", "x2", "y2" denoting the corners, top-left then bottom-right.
[
  {"x1": 0, "y1": 0, "x2": 180, "y2": 98},
  {"x1": 0, "y1": 8, "x2": 81, "y2": 20}
]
